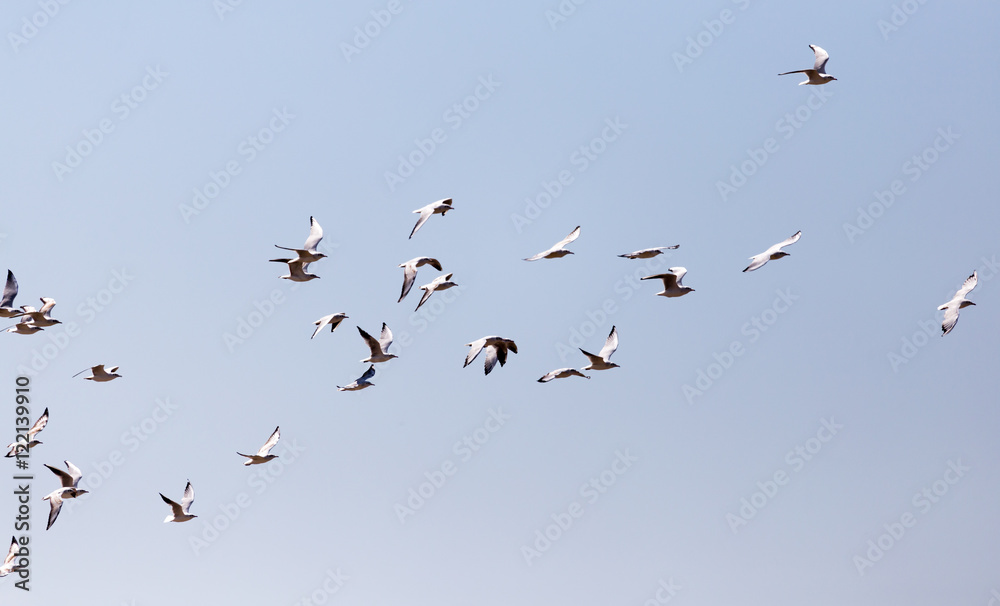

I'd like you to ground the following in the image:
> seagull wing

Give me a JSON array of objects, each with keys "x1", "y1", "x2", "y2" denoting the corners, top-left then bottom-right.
[
  {"x1": 181, "y1": 481, "x2": 195, "y2": 514},
  {"x1": 38, "y1": 297, "x2": 56, "y2": 316},
  {"x1": 941, "y1": 304, "x2": 962, "y2": 336},
  {"x1": 160, "y1": 493, "x2": 185, "y2": 517},
  {"x1": 0, "y1": 271, "x2": 17, "y2": 308},
  {"x1": 303, "y1": 216, "x2": 323, "y2": 252},
  {"x1": 810, "y1": 45, "x2": 830, "y2": 73},
  {"x1": 45, "y1": 463, "x2": 74, "y2": 488},
  {"x1": 956, "y1": 271, "x2": 979, "y2": 299},
  {"x1": 420, "y1": 257, "x2": 443, "y2": 271},
  {"x1": 358, "y1": 327, "x2": 384, "y2": 357},
  {"x1": 671, "y1": 267, "x2": 689, "y2": 286},
  {"x1": 2, "y1": 536, "x2": 16, "y2": 568},
  {"x1": 465, "y1": 338, "x2": 487, "y2": 368},
  {"x1": 642, "y1": 273, "x2": 678, "y2": 288},
  {"x1": 579, "y1": 348, "x2": 604, "y2": 366},
  {"x1": 772, "y1": 230, "x2": 802, "y2": 252},
  {"x1": 257, "y1": 426, "x2": 280, "y2": 456},
  {"x1": 359, "y1": 365, "x2": 377, "y2": 382},
  {"x1": 599, "y1": 326, "x2": 619, "y2": 361},
  {"x1": 555, "y1": 226, "x2": 581, "y2": 248},
  {"x1": 379, "y1": 323, "x2": 394, "y2": 351},
  {"x1": 484, "y1": 345, "x2": 499, "y2": 375},
  {"x1": 64, "y1": 460, "x2": 82, "y2": 487},
  {"x1": 415, "y1": 285, "x2": 435, "y2": 311},
  {"x1": 399, "y1": 263, "x2": 418, "y2": 302},
  {"x1": 311, "y1": 315, "x2": 332, "y2": 339},
  {"x1": 29, "y1": 408, "x2": 49, "y2": 439},
  {"x1": 44, "y1": 489, "x2": 65, "y2": 530},
  {"x1": 778, "y1": 69, "x2": 811, "y2": 76},
  {"x1": 410, "y1": 207, "x2": 433, "y2": 239},
  {"x1": 744, "y1": 253, "x2": 769, "y2": 272}
]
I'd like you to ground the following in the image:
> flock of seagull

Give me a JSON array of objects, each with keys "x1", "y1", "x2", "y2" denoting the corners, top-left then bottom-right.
[{"x1": 0, "y1": 43, "x2": 981, "y2": 544}]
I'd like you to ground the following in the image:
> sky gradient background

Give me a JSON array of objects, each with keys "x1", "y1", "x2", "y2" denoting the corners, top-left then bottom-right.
[{"x1": 1, "y1": 1, "x2": 999, "y2": 604}]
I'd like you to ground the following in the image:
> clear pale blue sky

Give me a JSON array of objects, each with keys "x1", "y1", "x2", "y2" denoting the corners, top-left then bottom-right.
[{"x1": 1, "y1": 1, "x2": 999, "y2": 604}]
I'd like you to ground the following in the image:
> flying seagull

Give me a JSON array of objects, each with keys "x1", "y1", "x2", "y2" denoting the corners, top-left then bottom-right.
[
  {"x1": 19, "y1": 297, "x2": 60, "y2": 327},
  {"x1": 524, "y1": 226, "x2": 580, "y2": 261},
  {"x1": 274, "y1": 216, "x2": 326, "y2": 264},
  {"x1": 72, "y1": 364, "x2": 121, "y2": 382},
  {"x1": 743, "y1": 231, "x2": 802, "y2": 272},
  {"x1": 779, "y1": 44, "x2": 837, "y2": 85},
  {"x1": 939, "y1": 271, "x2": 978, "y2": 336},
  {"x1": 5, "y1": 407, "x2": 48, "y2": 457},
  {"x1": 410, "y1": 198, "x2": 453, "y2": 239},
  {"x1": 337, "y1": 365, "x2": 376, "y2": 391},
  {"x1": 538, "y1": 368, "x2": 590, "y2": 383},
  {"x1": 0, "y1": 271, "x2": 22, "y2": 318},
  {"x1": 161, "y1": 481, "x2": 197, "y2": 523},
  {"x1": 464, "y1": 336, "x2": 518, "y2": 375},
  {"x1": 3, "y1": 314, "x2": 43, "y2": 335},
  {"x1": 272, "y1": 259, "x2": 320, "y2": 282},
  {"x1": 415, "y1": 273, "x2": 457, "y2": 312},
  {"x1": 580, "y1": 325, "x2": 620, "y2": 371},
  {"x1": 42, "y1": 461, "x2": 87, "y2": 530},
  {"x1": 237, "y1": 427, "x2": 280, "y2": 466},
  {"x1": 311, "y1": 313, "x2": 348, "y2": 339},
  {"x1": 0, "y1": 537, "x2": 22, "y2": 577},
  {"x1": 618, "y1": 246, "x2": 679, "y2": 259},
  {"x1": 398, "y1": 257, "x2": 442, "y2": 303},
  {"x1": 358, "y1": 323, "x2": 397, "y2": 363},
  {"x1": 641, "y1": 268, "x2": 695, "y2": 297}
]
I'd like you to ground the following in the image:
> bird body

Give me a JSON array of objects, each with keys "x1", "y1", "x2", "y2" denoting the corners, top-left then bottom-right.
[
  {"x1": 743, "y1": 231, "x2": 801, "y2": 272},
  {"x1": 311, "y1": 313, "x2": 348, "y2": 339},
  {"x1": 939, "y1": 271, "x2": 978, "y2": 336},
  {"x1": 618, "y1": 246, "x2": 679, "y2": 259},
  {"x1": 338, "y1": 365, "x2": 376, "y2": 391}
]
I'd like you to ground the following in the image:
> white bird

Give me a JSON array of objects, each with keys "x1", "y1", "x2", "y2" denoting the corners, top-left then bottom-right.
[
  {"x1": 0, "y1": 536, "x2": 22, "y2": 576},
  {"x1": 464, "y1": 336, "x2": 518, "y2": 375},
  {"x1": 580, "y1": 325, "x2": 620, "y2": 371},
  {"x1": 415, "y1": 273, "x2": 457, "y2": 312},
  {"x1": 20, "y1": 297, "x2": 60, "y2": 327},
  {"x1": 939, "y1": 271, "x2": 978, "y2": 336},
  {"x1": 641, "y1": 268, "x2": 695, "y2": 297},
  {"x1": 618, "y1": 246, "x2": 679, "y2": 259},
  {"x1": 311, "y1": 313, "x2": 348, "y2": 339},
  {"x1": 409, "y1": 198, "x2": 453, "y2": 239},
  {"x1": 5, "y1": 407, "x2": 48, "y2": 457},
  {"x1": 272, "y1": 259, "x2": 320, "y2": 282},
  {"x1": 524, "y1": 226, "x2": 581, "y2": 261},
  {"x1": 4, "y1": 318, "x2": 44, "y2": 335},
  {"x1": 398, "y1": 257, "x2": 442, "y2": 302},
  {"x1": 237, "y1": 427, "x2": 280, "y2": 466},
  {"x1": 779, "y1": 44, "x2": 837, "y2": 85},
  {"x1": 72, "y1": 364, "x2": 121, "y2": 382},
  {"x1": 274, "y1": 216, "x2": 327, "y2": 264},
  {"x1": 0, "y1": 270, "x2": 22, "y2": 318},
  {"x1": 337, "y1": 365, "x2": 376, "y2": 391},
  {"x1": 42, "y1": 460, "x2": 87, "y2": 530},
  {"x1": 358, "y1": 324, "x2": 397, "y2": 363},
  {"x1": 538, "y1": 368, "x2": 590, "y2": 383},
  {"x1": 743, "y1": 231, "x2": 802, "y2": 272},
  {"x1": 161, "y1": 481, "x2": 197, "y2": 523},
  {"x1": 43, "y1": 486, "x2": 87, "y2": 531}
]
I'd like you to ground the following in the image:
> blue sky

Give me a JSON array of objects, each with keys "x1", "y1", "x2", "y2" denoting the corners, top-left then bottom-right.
[{"x1": 1, "y1": 1, "x2": 999, "y2": 604}]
